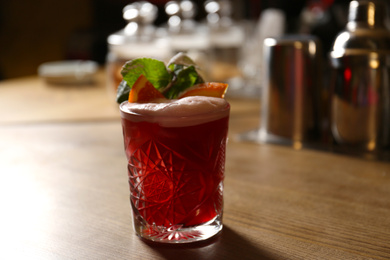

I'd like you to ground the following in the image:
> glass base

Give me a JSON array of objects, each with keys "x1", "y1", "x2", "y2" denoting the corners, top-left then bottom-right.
[{"x1": 132, "y1": 214, "x2": 223, "y2": 244}]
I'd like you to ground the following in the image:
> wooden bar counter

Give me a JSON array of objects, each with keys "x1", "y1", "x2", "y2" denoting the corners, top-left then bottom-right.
[{"x1": 0, "y1": 72, "x2": 389, "y2": 259}]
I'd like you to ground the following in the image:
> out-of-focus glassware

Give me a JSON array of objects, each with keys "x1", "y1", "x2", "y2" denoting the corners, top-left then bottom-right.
[
  {"x1": 204, "y1": 0, "x2": 244, "y2": 83},
  {"x1": 164, "y1": 0, "x2": 210, "y2": 80},
  {"x1": 106, "y1": 1, "x2": 171, "y2": 94},
  {"x1": 329, "y1": 0, "x2": 390, "y2": 155},
  {"x1": 232, "y1": 8, "x2": 285, "y2": 98}
]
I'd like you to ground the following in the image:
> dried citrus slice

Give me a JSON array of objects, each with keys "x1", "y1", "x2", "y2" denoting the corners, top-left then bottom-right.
[
  {"x1": 128, "y1": 75, "x2": 166, "y2": 103},
  {"x1": 177, "y1": 82, "x2": 228, "y2": 99}
]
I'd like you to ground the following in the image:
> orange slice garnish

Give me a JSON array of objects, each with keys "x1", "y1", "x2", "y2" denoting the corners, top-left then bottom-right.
[
  {"x1": 128, "y1": 75, "x2": 166, "y2": 103},
  {"x1": 177, "y1": 82, "x2": 228, "y2": 99}
]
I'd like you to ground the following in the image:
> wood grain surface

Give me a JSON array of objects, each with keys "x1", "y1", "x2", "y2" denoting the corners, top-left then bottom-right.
[{"x1": 0, "y1": 73, "x2": 389, "y2": 259}]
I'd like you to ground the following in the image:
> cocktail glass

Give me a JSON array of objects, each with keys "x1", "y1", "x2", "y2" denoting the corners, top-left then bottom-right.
[{"x1": 119, "y1": 97, "x2": 230, "y2": 243}]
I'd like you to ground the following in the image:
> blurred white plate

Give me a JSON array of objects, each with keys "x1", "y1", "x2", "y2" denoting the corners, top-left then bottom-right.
[{"x1": 38, "y1": 60, "x2": 98, "y2": 85}]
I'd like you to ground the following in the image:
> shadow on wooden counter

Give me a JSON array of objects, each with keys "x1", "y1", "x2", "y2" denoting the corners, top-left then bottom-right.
[{"x1": 142, "y1": 225, "x2": 276, "y2": 260}]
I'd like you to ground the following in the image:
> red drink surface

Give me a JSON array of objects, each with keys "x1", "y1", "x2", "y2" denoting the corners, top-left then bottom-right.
[{"x1": 120, "y1": 97, "x2": 229, "y2": 229}]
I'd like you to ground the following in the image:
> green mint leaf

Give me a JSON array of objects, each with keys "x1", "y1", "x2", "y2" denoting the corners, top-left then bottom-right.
[
  {"x1": 164, "y1": 65, "x2": 204, "y2": 99},
  {"x1": 116, "y1": 58, "x2": 172, "y2": 103},
  {"x1": 116, "y1": 80, "x2": 131, "y2": 104},
  {"x1": 115, "y1": 53, "x2": 205, "y2": 103},
  {"x1": 121, "y1": 58, "x2": 172, "y2": 89},
  {"x1": 169, "y1": 64, "x2": 184, "y2": 76}
]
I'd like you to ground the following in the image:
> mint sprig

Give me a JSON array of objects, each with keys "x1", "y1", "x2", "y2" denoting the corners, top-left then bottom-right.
[
  {"x1": 116, "y1": 53, "x2": 204, "y2": 103},
  {"x1": 163, "y1": 65, "x2": 203, "y2": 99}
]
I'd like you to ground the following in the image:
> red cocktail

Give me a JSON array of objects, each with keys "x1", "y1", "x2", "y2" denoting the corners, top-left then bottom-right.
[{"x1": 120, "y1": 96, "x2": 229, "y2": 243}]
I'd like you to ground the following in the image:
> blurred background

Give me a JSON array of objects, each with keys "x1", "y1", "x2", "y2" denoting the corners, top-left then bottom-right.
[
  {"x1": 0, "y1": 0, "x2": 362, "y2": 80},
  {"x1": 1, "y1": 0, "x2": 390, "y2": 155}
]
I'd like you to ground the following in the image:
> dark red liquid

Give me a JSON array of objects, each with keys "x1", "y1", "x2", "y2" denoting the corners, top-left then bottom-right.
[{"x1": 121, "y1": 115, "x2": 229, "y2": 228}]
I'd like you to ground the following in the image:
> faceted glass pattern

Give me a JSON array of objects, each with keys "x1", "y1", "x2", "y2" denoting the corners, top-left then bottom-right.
[{"x1": 121, "y1": 114, "x2": 229, "y2": 243}]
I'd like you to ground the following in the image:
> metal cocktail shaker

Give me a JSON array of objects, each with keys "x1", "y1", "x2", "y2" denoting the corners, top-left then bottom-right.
[
  {"x1": 329, "y1": 0, "x2": 390, "y2": 153},
  {"x1": 259, "y1": 35, "x2": 323, "y2": 149}
]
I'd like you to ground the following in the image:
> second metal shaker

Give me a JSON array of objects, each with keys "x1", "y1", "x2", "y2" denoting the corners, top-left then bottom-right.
[{"x1": 329, "y1": 0, "x2": 390, "y2": 153}]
